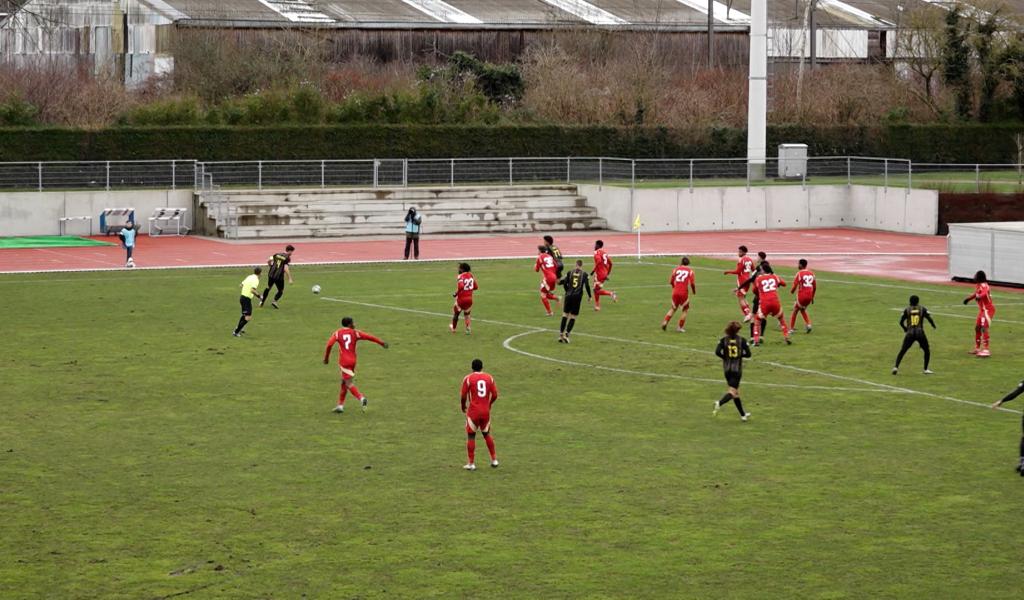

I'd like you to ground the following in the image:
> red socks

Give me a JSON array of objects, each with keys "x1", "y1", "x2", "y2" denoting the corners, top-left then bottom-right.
[
  {"x1": 348, "y1": 384, "x2": 363, "y2": 401},
  {"x1": 484, "y1": 435, "x2": 496, "y2": 461},
  {"x1": 739, "y1": 298, "x2": 751, "y2": 315},
  {"x1": 467, "y1": 438, "x2": 476, "y2": 463},
  {"x1": 338, "y1": 383, "x2": 348, "y2": 406},
  {"x1": 541, "y1": 296, "x2": 551, "y2": 313}
]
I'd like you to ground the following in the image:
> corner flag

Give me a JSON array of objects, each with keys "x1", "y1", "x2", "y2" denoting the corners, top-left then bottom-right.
[{"x1": 633, "y1": 214, "x2": 642, "y2": 230}]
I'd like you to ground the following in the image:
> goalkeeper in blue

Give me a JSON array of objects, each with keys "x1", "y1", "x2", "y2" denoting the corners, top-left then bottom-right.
[{"x1": 992, "y1": 381, "x2": 1024, "y2": 477}]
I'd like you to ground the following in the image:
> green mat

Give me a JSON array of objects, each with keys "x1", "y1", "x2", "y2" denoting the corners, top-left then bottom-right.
[{"x1": 0, "y1": 236, "x2": 114, "y2": 249}]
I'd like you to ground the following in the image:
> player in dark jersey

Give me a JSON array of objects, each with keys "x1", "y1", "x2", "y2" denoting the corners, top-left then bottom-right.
[
  {"x1": 543, "y1": 235, "x2": 565, "y2": 279},
  {"x1": 713, "y1": 321, "x2": 753, "y2": 421},
  {"x1": 260, "y1": 244, "x2": 295, "y2": 309},
  {"x1": 991, "y1": 380, "x2": 1024, "y2": 476},
  {"x1": 558, "y1": 260, "x2": 592, "y2": 343},
  {"x1": 892, "y1": 295, "x2": 936, "y2": 375}
]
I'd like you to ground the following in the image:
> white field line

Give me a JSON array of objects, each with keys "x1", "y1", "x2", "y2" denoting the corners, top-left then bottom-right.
[{"x1": 320, "y1": 295, "x2": 1020, "y2": 414}]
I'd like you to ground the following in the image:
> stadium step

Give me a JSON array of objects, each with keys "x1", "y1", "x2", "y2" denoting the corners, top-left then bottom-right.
[{"x1": 196, "y1": 185, "x2": 606, "y2": 239}]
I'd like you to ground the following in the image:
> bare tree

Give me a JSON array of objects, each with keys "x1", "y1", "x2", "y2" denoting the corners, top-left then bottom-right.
[{"x1": 890, "y1": 4, "x2": 947, "y2": 117}]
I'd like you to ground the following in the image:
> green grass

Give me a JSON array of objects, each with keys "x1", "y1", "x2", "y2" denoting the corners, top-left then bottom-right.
[{"x1": 3, "y1": 258, "x2": 1024, "y2": 598}]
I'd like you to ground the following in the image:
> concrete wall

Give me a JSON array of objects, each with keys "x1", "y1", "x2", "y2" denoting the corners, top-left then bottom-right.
[
  {"x1": 578, "y1": 184, "x2": 938, "y2": 235},
  {"x1": 0, "y1": 189, "x2": 194, "y2": 236}
]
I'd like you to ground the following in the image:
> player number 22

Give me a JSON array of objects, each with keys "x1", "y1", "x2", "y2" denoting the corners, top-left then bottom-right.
[
  {"x1": 760, "y1": 278, "x2": 778, "y2": 293},
  {"x1": 476, "y1": 380, "x2": 488, "y2": 398}
]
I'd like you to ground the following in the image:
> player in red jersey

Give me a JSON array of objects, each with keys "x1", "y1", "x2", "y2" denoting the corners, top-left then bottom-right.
[
  {"x1": 591, "y1": 240, "x2": 618, "y2": 311},
  {"x1": 724, "y1": 245, "x2": 757, "y2": 318},
  {"x1": 323, "y1": 316, "x2": 388, "y2": 413},
  {"x1": 460, "y1": 358, "x2": 499, "y2": 470},
  {"x1": 450, "y1": 262, "x2": 478, "y2": 335},
  {"x1": 661, "y1": 256, "x2": 696, "y2": 332},
  {"x1": 535, "y1": 245, "x2": 560, "y2": 315},
  {"x1": 963, "y1": 270, "x2": 996, "y2": 357},
  {"x1": 738, "y1": 262, "x2": 791, "y2": 346},
  {"x1": 789, "y1": 258, "x2": 817, "y2": 333}
]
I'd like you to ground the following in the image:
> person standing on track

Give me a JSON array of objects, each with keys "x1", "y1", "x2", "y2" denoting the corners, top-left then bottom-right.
[
  {"x1": 892, "y1": 295, "x2": 936, "y2": 375},
  {"x1": 714, "y1": 321, "x2": 753, "y2": 422},
  {"x1": 963, "y1": 270, "x2": 996, "y2": 357},
  {"x1": 991, "y1": 380, "x2": 1024, "y2": 476},
  {"x1": 661, "y1": 256, "x2": 696, "y2": 332},
  {"x1": 323, "y1": 317, "x2": 389, "y2": 413},
  {"x1": 789, "y1": 258, "x2": 817, "y2": 333},
  {"x1": 461, "y1": 358, "x2": 499, "y2": 471},
  {"x1": 591, "y1": 240, "x2": 617, "y2": 311},
  {"x1": 558, "y1": 260, "x2": 592, "y2": 344},
  {"x1": 451, "y1": 262, "x2": 478, "y2": 335},
  {"x1": 260, "y1": 244, "x2": 295, "y2": 309},
  {"x1": 404, "y1": 207, "x2": 423, "y2": 260},
  {"x1": 118, "y1": 221, "x2": 137, "y2": 268},
  {"x1": 233, "y1": 266, "x2": 262, "y2": 337}
]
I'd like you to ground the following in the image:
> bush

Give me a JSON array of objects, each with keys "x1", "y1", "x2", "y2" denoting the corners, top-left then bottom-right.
[
  {"x1": 120, "y1": 96, "x2": 202, "y2": 126},
  {"x1": 1, "y1": 124, "x2": 1023, "y2": 163},
  {"x1": 291, "y1": 86, "x2": 325, "y2": 124},
  {"x1": 0, "y1": 95, "x2": 38, "y2": 126}
]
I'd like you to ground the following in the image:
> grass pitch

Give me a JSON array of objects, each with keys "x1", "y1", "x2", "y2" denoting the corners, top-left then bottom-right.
[{"x1": 2, "y1": 257, "x2": 1023, "y2": 599}]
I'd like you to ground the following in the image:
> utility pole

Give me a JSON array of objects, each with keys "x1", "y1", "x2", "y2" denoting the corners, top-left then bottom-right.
[{"x1": 708, "y1": 0, "x2": 715, "y2": 68}]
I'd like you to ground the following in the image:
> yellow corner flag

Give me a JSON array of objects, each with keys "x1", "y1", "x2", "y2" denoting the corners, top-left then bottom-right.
[{"x1": 633, "y1": 214, "x2": 642, "y2": 230}]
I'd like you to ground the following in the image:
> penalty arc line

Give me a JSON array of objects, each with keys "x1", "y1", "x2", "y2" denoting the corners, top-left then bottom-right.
[{"x1": 319, "y1": 295, "x2": 1019, "y2": 414}]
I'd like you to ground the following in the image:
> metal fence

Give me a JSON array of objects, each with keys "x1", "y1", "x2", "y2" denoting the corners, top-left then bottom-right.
[
  {"x1": 3, "y1": 157, "x2": 1024, "y2": 193},
  {"x1": 0, "y1": 160, "x2": 197, "y2": 191}
]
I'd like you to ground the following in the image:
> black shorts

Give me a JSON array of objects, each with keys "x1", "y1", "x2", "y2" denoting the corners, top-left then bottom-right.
[
  {"x1": 725, "y1": 371, "x2": 742, "y2": 389},
  {"x1": 563, "y1": 294, "x2": 583, "y2": 315},
  {"x1": 240, "y1": 296, "x2": 253, "y2": 316}
]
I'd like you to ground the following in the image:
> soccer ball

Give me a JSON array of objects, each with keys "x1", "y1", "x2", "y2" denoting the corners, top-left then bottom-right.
[{"x1": 312, "y1": 284, "x2": 321, "y2": 294}]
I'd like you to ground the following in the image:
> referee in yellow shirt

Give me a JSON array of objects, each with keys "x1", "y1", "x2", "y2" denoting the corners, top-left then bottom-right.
[{"x1": 233, "y1": 267, "x2": 262, "y2": 337}]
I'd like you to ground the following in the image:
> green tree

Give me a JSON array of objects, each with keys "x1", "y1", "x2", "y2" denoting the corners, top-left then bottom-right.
[{"x1": 942, "y1": 7, "x2": 972, "y2": 120}]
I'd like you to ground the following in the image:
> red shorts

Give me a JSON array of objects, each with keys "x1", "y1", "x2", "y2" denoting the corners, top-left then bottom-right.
[
  {"x1": 671, "y1": 292, "x2": 690, "y2": 309},
  {"x1": 465, "y1": 410, "x2": 491, "y2": 433},
  {"x1": 735, "y1": 285, "x2": 750, "y2": 297},
  {"x1": 339, "y1": 360, "x2": 357, "y2": 381},
  {"x1": 796, "y1": 293, "x2": 814, "y2": 308},
  {"x1": 594, "y1": 273, "x2": 609, "y2": 287},
  {"x1": 759, "y1": 299, "x2": 781, "y2": 317},
  {"x1": 541, "y1": 276, "x2": 557, "y2": 292},
  {"x1": 455, "y1": 297, "x2": 473, "y2": 312},
  {"x1": 977, "y1": 307, "x2": 994, "y2": 328}
]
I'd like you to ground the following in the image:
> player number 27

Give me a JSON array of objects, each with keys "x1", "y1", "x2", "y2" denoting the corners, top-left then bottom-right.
[
  {"x1": 476, "y1": 380, "x2": 488, "y2": 398},
  {"x1": 674, "y1": 270, "x2": 689, "y2": 283}
]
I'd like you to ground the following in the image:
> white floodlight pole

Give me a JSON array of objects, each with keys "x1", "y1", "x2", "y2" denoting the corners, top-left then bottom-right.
[{"x1": 747, "y1": 0, "x2": 768, "y2": 180}]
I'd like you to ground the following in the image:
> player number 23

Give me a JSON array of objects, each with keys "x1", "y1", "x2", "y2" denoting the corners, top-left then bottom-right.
[{"x1": 462, "y1": 277, "x2": 475, "y2": 291}]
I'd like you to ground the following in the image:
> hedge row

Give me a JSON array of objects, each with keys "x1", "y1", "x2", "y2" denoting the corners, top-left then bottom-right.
[{"x1": 0, "y1": 123, "x2": 1022, "y2": 163}]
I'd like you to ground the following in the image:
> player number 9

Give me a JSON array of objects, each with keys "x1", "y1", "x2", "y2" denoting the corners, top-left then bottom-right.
[{"x1": 476, "y1": 380, "x2": 488, "y2": 398}]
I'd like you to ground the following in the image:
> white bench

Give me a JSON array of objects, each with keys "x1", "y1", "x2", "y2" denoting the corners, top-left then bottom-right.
[
  {"x1": 149, "y1": 207, "x2": 190, "y2": 236},
  {"x1": 58, "y1": 215, "x2": 92, "y2": 236},
  {"x1": 100, "y1": 208, "x2": 136, "y2": 234}
]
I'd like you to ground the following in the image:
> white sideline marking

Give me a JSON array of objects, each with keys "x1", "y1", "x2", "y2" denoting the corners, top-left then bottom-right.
[
  {"x1": 320, "y1": 295, "x2": 1020, "y2": 414},
  {"x1": 502, "y1": 330, "x2": 889, "y2": 394}
]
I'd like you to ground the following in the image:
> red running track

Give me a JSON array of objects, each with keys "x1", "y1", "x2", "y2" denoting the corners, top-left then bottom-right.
[{"x1": 0, "y1": 228, "x2": 951, "y2": 284}]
